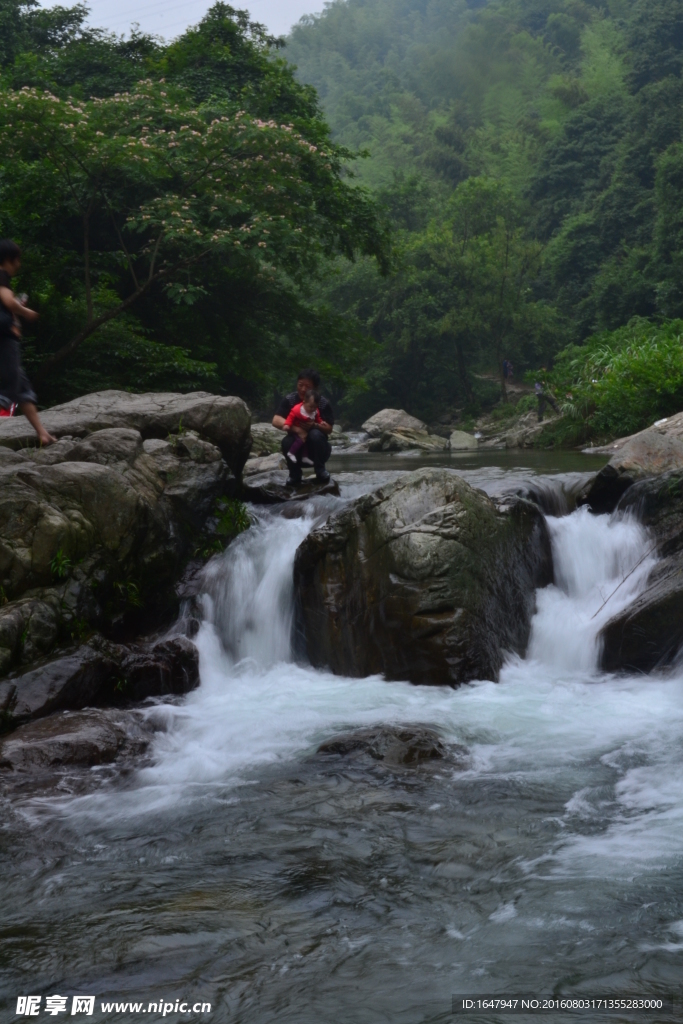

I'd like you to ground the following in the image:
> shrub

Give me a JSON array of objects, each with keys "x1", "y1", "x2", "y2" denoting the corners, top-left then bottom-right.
[{"x1": 546, "y1": 318, "x2": 683, "y2": 440}]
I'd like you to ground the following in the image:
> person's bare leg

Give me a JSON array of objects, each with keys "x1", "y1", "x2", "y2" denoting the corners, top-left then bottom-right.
[{"x1": 19, "y1": 402, "x2": 56, "y2": 445}]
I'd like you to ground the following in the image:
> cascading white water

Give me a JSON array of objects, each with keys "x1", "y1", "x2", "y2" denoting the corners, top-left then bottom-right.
[
  {"x1": 86, "y1": 497, "x2": 678, "y2": 852},
  {"x1": 527, "y1": 506, "x2": 656, "y2": 672},
  {"x1": 203, "y1": 511, "x2": 313, "y2": 669},
  {"x1": 10, "y1": 477, "x2": 683, "y2": 1020}
]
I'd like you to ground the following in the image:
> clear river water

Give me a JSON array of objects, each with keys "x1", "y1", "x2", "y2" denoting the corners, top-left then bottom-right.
[{"x1": 2, "y1": 451, "x2": 683, "y2": 1024}]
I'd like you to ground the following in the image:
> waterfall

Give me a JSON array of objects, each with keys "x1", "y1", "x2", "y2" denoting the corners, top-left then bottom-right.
[
  {"x1": 56, "y1": 493, "x2": 672, "y2": 839},
  {"x1": 528, "y1": 506, "x2": 656, "y2": 673},
  {"x1": 13, "y1": 481, "x2": 683, "y2": 1015}
]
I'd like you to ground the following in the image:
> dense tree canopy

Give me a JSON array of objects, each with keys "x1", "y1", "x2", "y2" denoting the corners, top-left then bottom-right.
[
  {"x1": 3, "y1": 0, "x2": 683, "y2": 436},
  {"x1": 0, "y1": 1, "x2": 389, "y2": 406},
  {"x1": 289, "y1": 0, "x2": 683, "y2": 425}
]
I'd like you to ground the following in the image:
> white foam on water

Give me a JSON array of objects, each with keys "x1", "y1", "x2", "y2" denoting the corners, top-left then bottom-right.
[{"x1": 46, "y1": 496, "x2": 683, "y2": 883}]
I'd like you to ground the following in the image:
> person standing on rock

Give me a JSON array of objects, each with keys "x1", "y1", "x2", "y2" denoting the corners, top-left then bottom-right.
[
  {"x1": 535, "y1": 378, "x2": 559, "y2": 422},
  {"x1": 272, "y1": 368, "x2": 333, "y2": 487},
  {"x1": 0, "y1": 240, "x2": 56, "y2": 445}
]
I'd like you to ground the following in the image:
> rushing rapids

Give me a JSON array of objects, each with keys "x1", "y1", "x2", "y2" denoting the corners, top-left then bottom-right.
[{"x1": 1, "y1": 460, "x2": 682, "y2": 1023}]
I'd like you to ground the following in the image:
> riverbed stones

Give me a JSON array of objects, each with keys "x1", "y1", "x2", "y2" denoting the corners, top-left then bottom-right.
[
  {"x1": 0, "y1": 390, "x2": 252, "y2": 475},
  {"x1": 580, "y1": 428, "x2": 683, "y2": 513},
  {"x1": 362, "y1": 409, "x2": 427, "y2": 437},
  {"x1": 0, "y1": 633, "x2": 199, "y2": 729},
  {"x1": 0, "y1": 708, "x2": 151, "y2": 771},
  {"x1": 294, "y1": 468, "x2": 552, "y2": 686},
  {"x1": 242, "y1": 470, "x2": 340, "y2": 504},
  {"x1": 600, "y1": 470, "x2": 683, "y2": 672},
  {"x1": 316, "y1": 725, "x2": 457, "y2": 766},
  {"x1": 367, "y1": 428, "x2": 449, "y2": 453}
]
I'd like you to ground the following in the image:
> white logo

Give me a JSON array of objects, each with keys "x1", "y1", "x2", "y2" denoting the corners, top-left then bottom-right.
[
  {"x1": 16, "y1": 997, "x2": 41, "y2": 1016},
  {"x1": 45, "y1": 996, "x2": 69, "y2": 1016},
  {"x1": 71, "y1": 997, "x2": 95, "y2": 1016}
]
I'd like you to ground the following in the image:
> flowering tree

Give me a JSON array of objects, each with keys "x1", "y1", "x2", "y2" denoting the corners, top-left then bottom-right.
[{"x1": 0, "y1": 78, "x2": 387, "y2": 381}]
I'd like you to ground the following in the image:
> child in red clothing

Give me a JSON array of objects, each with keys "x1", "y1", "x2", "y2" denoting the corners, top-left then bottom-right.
[{"x1": 283, "y1": 389, "x2": 322, "y2": 465}]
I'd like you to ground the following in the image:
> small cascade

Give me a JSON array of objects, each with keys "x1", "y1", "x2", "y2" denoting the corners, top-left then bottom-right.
[
  {"x1": 527, "y1": 505, "x2": 656, "y2": 673},
  {"x1": 201, "y1": 510, "x2": 314, "y2": 670}
]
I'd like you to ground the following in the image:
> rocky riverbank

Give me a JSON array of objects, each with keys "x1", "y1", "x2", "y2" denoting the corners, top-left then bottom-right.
[
  {"x1": 0, "y1": 390, "x2": 251, "y2": 759},
  {"x1": 6, "y1": 389, "x2": 683, "y2": 776}
]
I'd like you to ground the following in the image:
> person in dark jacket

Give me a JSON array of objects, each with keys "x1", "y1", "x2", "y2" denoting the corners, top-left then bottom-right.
[
  {"x1": 272, "y1": 368, "x2": 333, "y2": 486},
  {"x1": 535, "y1": 380, "x2": 559, "y2": 422},
  {"x1": 0, "y1": 239, "x2": 55, "y2": 445}
]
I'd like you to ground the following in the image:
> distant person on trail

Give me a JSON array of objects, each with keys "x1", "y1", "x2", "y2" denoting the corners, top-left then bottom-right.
[
  {"x1": 535, "y1": 378, "x2": 559, "y2": 423},
  {"x1": 503, "y1": 359, "x2": 513, "y2": 382},
  {"x1": 0, "y1": 239, "x2": 55, "y2": 446},
  {"x1": 272, "y1": 369, "x2": 333, "y2": 487},
  {"x1": 283, "y1": 388, "x2": 323, "y2": 466}
]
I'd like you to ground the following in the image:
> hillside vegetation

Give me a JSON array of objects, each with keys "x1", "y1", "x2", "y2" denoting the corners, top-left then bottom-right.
[{"x1": 288, "y1": 0, "x2": 683, "y2": 430}]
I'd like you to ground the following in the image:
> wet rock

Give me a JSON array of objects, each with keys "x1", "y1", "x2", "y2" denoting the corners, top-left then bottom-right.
[
  {"x1": 600, "y1": 558, "x2": 683, "y2": 673},
  {"x1": 600, "y1": 471, "x2": 683, "y2": 672},
  {"x1": 504, "y1": 412, "x2": 559, "y2": 448},
  {"x1": 242, "y1": 470, "x2": 340, "y2": 504},
  {"x1": 367, "y1": 428, "x2": 449, "y2": 453},
  {"x1": 579, "y1": 429, "x2": 683, "y2": 514},
  {"x1": 316, "y1": 725, "x2": 459, "y2": 766},
  {"x1": 329, "y1": 428, "x2": 352, "y2": 448},
  {"x1": 588, "y1": 411, "x2": 683, "y2": 454},
  {"x1": 294, "y1": 468, "x2": 552, "y2": 687},
  {"x1": 0, "y1": 421, "x2": 232, "y2": 676},
  {"x1": 0, "y1": 633, "x2": 198, "y2": 730},
  {"x1": 0, "y1": 708, "x2": 151, "y2": 771},
  {"x1": 0, "y1": 389, "x2": 252, "y2": 476},
  {"x1": 250, "y1": 422, "x2": 284, "y2": 457},
  {"x1": 120, "y1": 635, "x2": 199, "y2": 701},
  {"x1": 449, "y1": 430, "x2": 478, "y2": 450},
  {"x1": 362, "y1": 409, "x2": 426, "y2": 438},
  {"x1": 617, "y1": 470, "x2": 683, "y2": 554},
  {"x1": 244, "y1": 452, "x2": 286, "y2": 476}
]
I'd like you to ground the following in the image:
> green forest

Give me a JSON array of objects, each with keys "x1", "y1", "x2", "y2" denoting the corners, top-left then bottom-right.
[
  {"x1": 2, "y1": 0, "x2": 683, "y2": 440},
  {"x1": 288, "y1": 0, "x2": 683, "y2": 435}
]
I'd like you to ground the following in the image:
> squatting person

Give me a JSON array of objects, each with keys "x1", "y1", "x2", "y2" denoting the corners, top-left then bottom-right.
[{"x1": 272, "y1": 368, "x2": 333, "y2": 486}]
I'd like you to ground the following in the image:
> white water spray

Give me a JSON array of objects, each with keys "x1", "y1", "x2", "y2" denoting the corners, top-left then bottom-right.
[
  {"x1": 53, "y1": 492, "x2": 683, "y2": 882},
  {"x1": 528, "y1": 506, "x2": 656, "y2": 672}
]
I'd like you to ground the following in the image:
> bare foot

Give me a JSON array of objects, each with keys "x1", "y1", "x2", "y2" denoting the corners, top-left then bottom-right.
[{"x1": 38, "y1": 431, "x2": 57, "y2": 446}]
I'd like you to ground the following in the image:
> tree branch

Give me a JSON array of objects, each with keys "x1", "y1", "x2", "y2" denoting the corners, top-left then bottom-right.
[{"x1": 33, "y1": 244, "x2": 212, "y2": 384}]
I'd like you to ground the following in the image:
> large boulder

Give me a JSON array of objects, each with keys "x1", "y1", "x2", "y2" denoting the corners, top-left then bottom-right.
[
  {"x1": 0, "y1": 708, "x2": 151, "y2": 771},
  {"x1": 0, "y1": 390, "x2": 252, "y2": 476},
  {"x1": 449, "y1": 430, "x2": 478, "y2": 451},
  {"x1": 600, "y1": 471, "x2": 683, "y2": 672},
  {"x1": 580, "y1": 427, "x2": 683, "y2": 513},
  {"x1": 0, "y1": 425, "x2": 231, "y2": 677},
  {"x1": 294, "y1": 468, "x2": 552, "y2": 686},
  {"x1": 249, "y1": 422, "x2": 284, "y2": 457},
  {"x1": 362, "y1": 408, "x2": 427, "y2": 438}
]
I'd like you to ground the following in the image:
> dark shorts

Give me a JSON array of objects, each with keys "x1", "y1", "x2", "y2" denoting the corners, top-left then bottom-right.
[{"x1": 0, "y1": 335, "x2": 37, "y2": 409}]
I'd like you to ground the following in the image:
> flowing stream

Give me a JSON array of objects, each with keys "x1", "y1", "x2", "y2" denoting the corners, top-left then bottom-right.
[{"x1": 2, "y1": 460, "x2": 683, "y2": 1023}]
